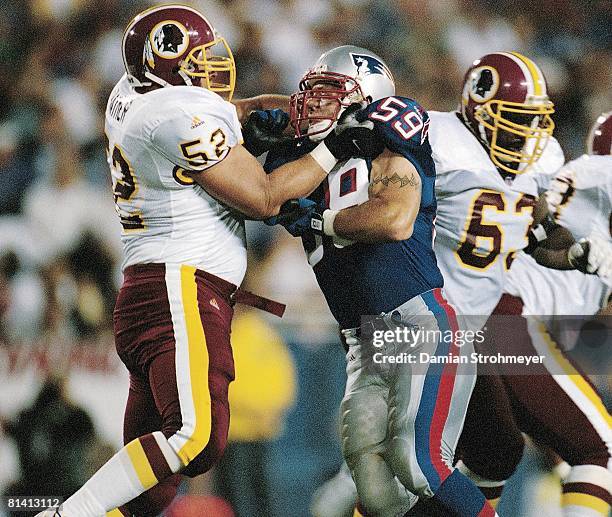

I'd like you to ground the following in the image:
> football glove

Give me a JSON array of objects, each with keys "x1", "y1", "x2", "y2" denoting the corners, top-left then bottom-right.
[
  {"x1": 265, "y1": 198, "x2": 324, "y2": 237},
  {"x1": 242, "y1": 109, "x2": 290, "y2": 156},
  {"x1": 323, "y1": 102, "x2": 385, "y2": 161},
  {"x1": 568, "y1": 235, "x2": 612, "y2": 281}
]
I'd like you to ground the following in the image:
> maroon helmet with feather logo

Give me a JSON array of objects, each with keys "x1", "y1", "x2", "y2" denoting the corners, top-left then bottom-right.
[
  {"x1": 122, "y1": 4, "x2": 235, "y2": 99},
  {"x1": 460, "y1": 52, "x2": 555, "y2": 174}
]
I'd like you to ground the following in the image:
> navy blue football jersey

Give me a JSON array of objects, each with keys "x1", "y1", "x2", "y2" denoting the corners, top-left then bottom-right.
[{"x1": 265, "y1": 97, "x2": 443, "y2": 328}]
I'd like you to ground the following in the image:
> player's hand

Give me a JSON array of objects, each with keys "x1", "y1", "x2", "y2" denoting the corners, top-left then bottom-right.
[
  {"x1": 264, "y1": 198, "x2": 324, "y2": 237},
  {"x1": 242, "y1": 109, "x2": 290, "y2": 157},
  {"x1": 323, "y1": 102, "x2": 385, "y2": 160},
  {"x1": 568, "y1": 235, "x2": 612, "y2": 279}
]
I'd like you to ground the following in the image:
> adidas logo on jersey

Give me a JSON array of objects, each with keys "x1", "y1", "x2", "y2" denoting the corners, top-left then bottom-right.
[
  {"x1": 191, "y1": 116, "x2": 205, "y2": 129},
  {"x1": 209, "y1": 297, "x2": 220, "y2": 310}
]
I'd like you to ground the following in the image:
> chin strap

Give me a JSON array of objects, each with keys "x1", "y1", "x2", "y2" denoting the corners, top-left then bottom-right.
[
  {"x1": 142, "y1": 70, "x2": 194, "y2": 88},
  {"x1": 144, "y1": 71, "x2": 170, "y2": 88},
  {"x1": 127, "y1": 74, "x2": 152, "y2": 89},
  {"x1": 177, "y1": 69, "x2": 194, "y2": 86}
]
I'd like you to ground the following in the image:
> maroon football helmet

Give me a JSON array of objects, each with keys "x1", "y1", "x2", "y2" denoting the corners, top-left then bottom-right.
[
  {"x1": 587, "y1": 111, "x2": 612, "y2": 155},
  {"x1": 122, "y1": 5, "x2": 235, "y2": 99},
  {"x1": 460, "y1": 52, "x2": 555, "y2": 174}
]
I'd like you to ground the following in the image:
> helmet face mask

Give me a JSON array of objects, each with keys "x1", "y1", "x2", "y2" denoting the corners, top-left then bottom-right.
[
  {"x1": 290, "y1": 70, "x2": 365, "y2": 138},
  {"x1": 475, "y1": 98, "x2": 555, "y2": 172},
  {"x1": 289, "y1": 45, "x2": 395, "y2": 139},
  {"x1": 180, "y1": 38, "x2": 235, "y2": 97},
  {"x1": 461, "y1": 52, "x2": 555, "y2": 174},
  {"x1": 123, "y1": 5, "x2": 236, "y2": 99}
]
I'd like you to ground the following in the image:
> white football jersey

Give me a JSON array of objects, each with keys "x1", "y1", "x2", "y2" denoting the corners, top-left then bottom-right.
[
  {"x1": 506, "y1": 153, "x2": 612, "y2": 315},
  {"x1": 429, "y1": 111, "x2": 564, "y2": 319},
  {"x1": 547, "y1": 154, "x2": 612, "y2": 242},
  {"x1": 104, "y1": 75, "x2": 247, "y2": 285}
]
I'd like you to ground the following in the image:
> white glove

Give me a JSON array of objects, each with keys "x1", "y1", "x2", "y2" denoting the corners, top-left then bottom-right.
[{"x1": 568, "y1": 235, "x2": 612, "y2": 284}]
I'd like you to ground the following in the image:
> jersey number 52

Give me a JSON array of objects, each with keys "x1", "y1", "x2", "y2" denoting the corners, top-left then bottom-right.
[{"x1": 108, "y1": 143, "x2": 145, "y2": 232}]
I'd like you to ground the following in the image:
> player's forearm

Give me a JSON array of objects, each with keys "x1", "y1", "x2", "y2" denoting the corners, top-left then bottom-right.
[
  {"x1": 529, "y1": 222, "x2": 577, "y2": 269},
  {"x1": 233, "y1": 94, "x2": 291, "y2": 123},
  {"x1": 253, "y1": 94, "x2": 290, "y2": 112},
  {"x1": 264, "y1": 154, "x2": 329, "y2": 217},
  {"x1": 540, "y1": 225, "x2": 575, "y2": 250},
  {"x1": 332, "y1": 197, "x2": 416, "y2": 243},
  {"x1": 531, "y1": 246, "x2": 574, "y2": 270}
]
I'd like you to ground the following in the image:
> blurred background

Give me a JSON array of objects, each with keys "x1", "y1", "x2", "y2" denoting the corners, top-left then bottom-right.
[{"x1": 0, "y1": 0, "x2": 610, "y2": 516}]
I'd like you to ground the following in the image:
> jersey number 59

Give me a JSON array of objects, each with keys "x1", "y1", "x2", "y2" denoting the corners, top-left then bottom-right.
[{"x1": 370, "y1": 97, "x2": 429, "y2": 143}]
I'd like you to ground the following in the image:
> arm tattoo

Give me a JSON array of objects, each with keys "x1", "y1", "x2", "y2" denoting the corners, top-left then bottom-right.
[{"x1": 372, "y1": 171, "x2": 418, "y2": 188}]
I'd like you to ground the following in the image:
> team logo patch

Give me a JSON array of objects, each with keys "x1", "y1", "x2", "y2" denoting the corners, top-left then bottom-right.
[
  {"x1": 469, "y1": 66, "x2": 499, "y2": 102},
  {"x1": 350, "y1": 53, "x2": 393, "y2": 81},
  {"x1": 150, "y1": 20, "x2": 190, "y2": 59}
]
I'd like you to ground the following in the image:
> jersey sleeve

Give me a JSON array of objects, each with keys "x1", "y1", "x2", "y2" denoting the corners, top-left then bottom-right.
[
  {"x1": 149, "y1": 96, "x2": 242, "y2": 173},
  {"x1": 363, "y1": 96, "x2": 436, "y2": 206},
  {"x1": 548, "y1": 155, "x2": 612, "y2": 241},
  {"x1": 529, "y1": 136, "x2": 565, "y2": 193}
]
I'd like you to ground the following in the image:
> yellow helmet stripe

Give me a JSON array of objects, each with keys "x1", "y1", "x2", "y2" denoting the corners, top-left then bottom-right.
[{"x1": 509, "y1": 51, "x2": 545, "y2": 96}]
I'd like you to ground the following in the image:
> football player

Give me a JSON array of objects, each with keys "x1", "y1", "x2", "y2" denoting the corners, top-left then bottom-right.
[
  {"x1": 288, "y1": 54, "x2": 611, "y2": 517},
  {"x1": 427, "y1": 56, "x2": 611, "y2": 517},
  {"x1": 36, "y1": 6, "x2": 384, "y2": 517},
  {"x1": 460, "y1": 111, "x2": 612, "y2": 517},
  {"x1": 261, "y1": 45, "x2": 499, "y2": 517}
]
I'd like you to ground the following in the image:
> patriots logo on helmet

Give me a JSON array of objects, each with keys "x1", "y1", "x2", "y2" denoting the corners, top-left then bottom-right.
[
  {"x1": 350, "y1": 53, "x2": 392, "y2": 80},
  {"x1": 150, "y1": 21, "x2": 190, "y2": 58},
  {"x1": 469, "y1": 66, "x2": 499, "y2": 102}
]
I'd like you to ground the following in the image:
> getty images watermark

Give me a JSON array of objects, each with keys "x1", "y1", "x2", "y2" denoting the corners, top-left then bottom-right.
[
  {"x1": 352, "y1": 314, "x2": 611, "y2": 375},
  {"x1": 370, "y1": 325, "x2": 545, "y2": 367}
]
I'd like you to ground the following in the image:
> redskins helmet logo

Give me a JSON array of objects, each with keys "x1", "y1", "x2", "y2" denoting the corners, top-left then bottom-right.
[
  {"x1": 150, "y1": 20, "x2": 190, "y2": 58},
  {"x1": 469, "y1": 66, "x2": 500, "y2": 103}
]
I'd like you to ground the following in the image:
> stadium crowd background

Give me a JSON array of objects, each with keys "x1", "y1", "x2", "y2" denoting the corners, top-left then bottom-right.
[{"x1": 0, "y1": 0, "x2": 610, "y2": 515}]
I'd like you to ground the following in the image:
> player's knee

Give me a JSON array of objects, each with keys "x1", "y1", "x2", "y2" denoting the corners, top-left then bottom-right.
[
  {"x1": 125, "y1": 473, "x2": 181, "y2": 516},
  {"x1": 182, "y1": 431, "x2": 228, "y2": 477},
  {"x1": 354, "y1": 479, "x2": 400, "y2": 517},
  {"x1": 161, "y1": 414, "x2": 183, "y2": 439},
  {"x1": 462, "y1": 430, "x2": 525, "y2": 481},
  {"x1": 571, "y1": 447, "x2": 611, "y2": 469}
]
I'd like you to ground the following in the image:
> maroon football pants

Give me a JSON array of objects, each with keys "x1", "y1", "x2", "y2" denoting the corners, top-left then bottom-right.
[
  {"x1": 113, "y1": 264, "x2": 236, "y2": 516},
  {"x1": 458, "y1": 294, "x2": 610, "y2": 482}
]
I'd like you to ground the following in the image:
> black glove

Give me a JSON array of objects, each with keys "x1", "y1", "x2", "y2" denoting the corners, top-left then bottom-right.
[
  {"x1": 242, "y1": 109, "x2": 291, "y2": 156},
  {"x1": 323, "y1": 102, "x2": 385, "y2": 161},
  {"x1": 264, "y1": 198, "x2": 324, "y2": 237}
]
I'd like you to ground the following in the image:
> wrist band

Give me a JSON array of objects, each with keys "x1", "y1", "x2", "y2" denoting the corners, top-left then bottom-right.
[
  {"x1": 309, "y1": 142, "x2": 338, "y2": 173},
  {"x1": 322, "y1": 209, "x2": 339, "y2": 237}
]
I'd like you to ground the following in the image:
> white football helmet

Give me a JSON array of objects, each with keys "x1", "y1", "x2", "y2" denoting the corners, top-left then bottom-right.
[{"x1": 290, "y1": 45, "x2": 395, "y2": 138}]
